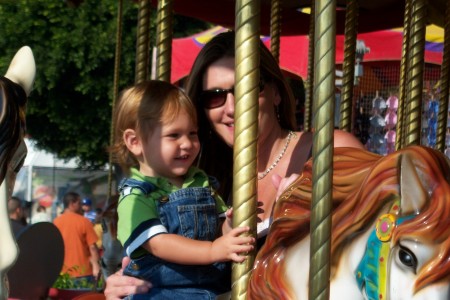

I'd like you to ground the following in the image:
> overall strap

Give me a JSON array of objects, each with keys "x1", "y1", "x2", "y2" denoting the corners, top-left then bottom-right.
[{"x1": 118, "y1": 178, "x2": 155, "y2": 197}]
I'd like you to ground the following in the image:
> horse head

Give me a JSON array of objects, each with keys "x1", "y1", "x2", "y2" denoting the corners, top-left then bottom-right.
[
  {"x1": 249, "y1": 146, "x2": 450, "y2": 300},
  {"x1": 0, "y1": 46, "x2": 35, "y2": 299}
]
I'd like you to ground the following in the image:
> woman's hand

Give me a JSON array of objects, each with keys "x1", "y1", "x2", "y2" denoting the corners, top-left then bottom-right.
[{"x1": 104, "y1": 257, "x2": 152, "y2": 300}]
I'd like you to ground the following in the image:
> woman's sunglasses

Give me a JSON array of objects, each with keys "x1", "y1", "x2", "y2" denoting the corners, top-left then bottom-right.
[{"x1": 200, "y1": 79, "x2": 265, "y2": 109}]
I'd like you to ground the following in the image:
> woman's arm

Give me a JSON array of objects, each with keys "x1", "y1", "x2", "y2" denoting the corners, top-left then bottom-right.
[
  {"x1": 333, "y1": 129, "x2": 365, "y2": 149},
  {"x1": 144, "y1": 226, "x2": 254, "y2": 264}
]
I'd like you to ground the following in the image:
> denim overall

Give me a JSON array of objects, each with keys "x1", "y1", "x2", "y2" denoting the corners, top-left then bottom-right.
[{"x1": 119, "y1": 178, "x2": 230, "y2": 300}]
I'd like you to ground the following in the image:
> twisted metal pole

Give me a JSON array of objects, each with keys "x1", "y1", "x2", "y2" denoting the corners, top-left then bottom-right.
[
  {"x1": 404, "y1": 0, "x2": 427, "y2": 147},
  {"x1": 396, "y1": 0, "x2": 412, "y2": 150},
  {"x1": 310, "y1": 0, "x2": 336, "y2": 299},
  {"x1": 304, "y1": 1, "x2": 315, "y2": 132},
  {"x1": 155, "y1": 0, "x2": 173, "y2": 82},
  {"x1": 436, "y1": 2, "x2": 450, "y2": 152},
  {"x1": 135, "y1": 0, "x2": 151, "y2": 84},
  {"x1": 270, "y1": 0, "x2": 281, "y2": 63},
  {"x1": 232, "y1": 0, "x2": 260, "y2": 299},
  {"x1": 339, "y1": 0, "x2": 358, "y2": 132},
  {"x1": 107, "y1": 0, "x2": 123, "y2": 199}
]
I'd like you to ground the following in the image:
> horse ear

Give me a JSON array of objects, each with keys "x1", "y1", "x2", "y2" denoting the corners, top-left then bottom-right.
[
  {"x1": 4, "y1": 46, "x2": 36, "y2": 96},
  {"x1": 399, "y1": 151, "x2": 427, "y2": 215}
]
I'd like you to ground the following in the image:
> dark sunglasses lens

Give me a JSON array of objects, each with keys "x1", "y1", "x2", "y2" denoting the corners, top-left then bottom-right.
[{"x1": 201, "y1": 90, "x2": 228, "y2": 109}]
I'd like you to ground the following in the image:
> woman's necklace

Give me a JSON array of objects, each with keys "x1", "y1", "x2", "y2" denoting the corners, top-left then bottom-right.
[{"x1": 258, "y1": 131, "x2": 296, "y2": 180}]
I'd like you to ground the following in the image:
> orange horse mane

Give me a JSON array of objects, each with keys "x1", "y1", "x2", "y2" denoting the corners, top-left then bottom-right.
[{"x1": 248, "y1": 146, "x2": 450, "y2": 299}]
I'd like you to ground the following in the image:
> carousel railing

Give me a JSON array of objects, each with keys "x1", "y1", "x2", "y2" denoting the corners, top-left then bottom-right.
[
  {"x1": 155, "y1": 0, "x2": 173, "y2": 82},
  {"x1": 231, "y1": 2, "x2": 260, "y2": 298},
  {"x1": 404, "y1": 0, "x2": 427, "y2": 147},
  {"x1": 437, "y1": 2, "x2": 450, "y2": 152}
]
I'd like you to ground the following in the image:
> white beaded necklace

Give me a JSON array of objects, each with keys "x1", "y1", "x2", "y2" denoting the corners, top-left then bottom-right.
[{"x1": 258, "y1": 131, "x2": 296, "y2": 180}]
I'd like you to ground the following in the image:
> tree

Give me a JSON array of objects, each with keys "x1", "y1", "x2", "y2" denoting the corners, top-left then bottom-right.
[{"x1": 0, "y1": 0, "x2": 210, "y2": 169}]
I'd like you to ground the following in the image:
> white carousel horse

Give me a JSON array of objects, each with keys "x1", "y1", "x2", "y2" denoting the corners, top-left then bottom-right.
[
  {"x1": 249, "y1": 146, "x2": 450, "y2": 299},
  {"x1": 0, "y1": 46, "x2": 35, "y2": 299}
]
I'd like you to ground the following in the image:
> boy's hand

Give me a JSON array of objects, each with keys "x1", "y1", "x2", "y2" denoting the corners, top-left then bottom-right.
[
  {"x1": 222, "y1": 208, "x2": 233, "y2": 235},
  {"x1": 212, "y1": 226, "x2": 254, "y2": 263}
]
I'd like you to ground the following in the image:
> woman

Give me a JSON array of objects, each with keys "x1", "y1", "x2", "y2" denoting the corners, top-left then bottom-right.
[
  {"x1": 104, "y1": 31, "x2": 363, "y2": 299},
  {"x1": 186, "y1": 31, "x2": 362, "y2": 239}
]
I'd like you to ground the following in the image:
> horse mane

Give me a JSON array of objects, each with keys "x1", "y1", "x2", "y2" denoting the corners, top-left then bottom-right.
[
  {"x1": 249, "y1": 147, "x2": 380, "y2": 298},
  {"x1": 249, "y1": 146, "x2": 450, "y2": 298},
  {"x1": 0, "y1": 76, "x2": 27, "y2": 183}
]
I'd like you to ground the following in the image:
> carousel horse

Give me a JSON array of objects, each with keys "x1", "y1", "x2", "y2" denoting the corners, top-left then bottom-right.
[
  {"x1": 0, "y1": 46, "x2": 36, "y2": 299},
  {"x1": 249, "y1": 145, "x2": 450, "y2": 300}
]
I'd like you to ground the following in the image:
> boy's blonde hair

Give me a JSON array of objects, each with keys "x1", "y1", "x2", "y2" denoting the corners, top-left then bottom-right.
[{"x1": 110, "y1": 80, "x2": 197, "y2": 173}]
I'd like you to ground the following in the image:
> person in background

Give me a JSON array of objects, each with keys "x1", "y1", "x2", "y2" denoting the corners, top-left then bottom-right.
[
  {"x1": 81, "y1": 197, "x2": 97, "y2": 223},
  {"x1": 8, "y1": 196, "x2": 27, "y2": 237},
  {"x1": 93, "y1": 208, "x2": 104, "y2": 254},
  {"x1": 31, "y1": 204, "x2": 51, "y2": 224},
  {"x1": 53, "y1": 191, "x2": 100, "y2": 283}
]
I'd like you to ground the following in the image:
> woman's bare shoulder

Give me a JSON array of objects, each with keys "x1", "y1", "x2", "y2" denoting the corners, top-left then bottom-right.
[
  {"x1": 288, "y1": 129, "x2": 363, "y2": 160},
  {"x1": 333, "y1": 129, "x2": 364, "y2": 149}
]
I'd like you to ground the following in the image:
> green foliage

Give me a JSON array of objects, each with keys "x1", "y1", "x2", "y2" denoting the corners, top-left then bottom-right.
[
  {"x1": 53, "y1": 272, "x2": 76, "y2": 289},
  {"x1": 0, "y1": 0, "x2": 211, "y2": 169},
  {"x1": 53, "y1": 267, "x2": 104, "y2": 290}
]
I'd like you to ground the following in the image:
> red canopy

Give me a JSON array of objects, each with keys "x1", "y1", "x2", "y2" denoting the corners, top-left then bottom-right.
[{"x1": 171, "y1": 26, "x2": 443, "y2": 83}]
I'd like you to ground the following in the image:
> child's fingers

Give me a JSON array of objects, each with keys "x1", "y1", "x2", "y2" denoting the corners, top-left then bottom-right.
[
  {"x1": 230, "y1": 253, "x2": 247, "y2": 263},
  {"x1": 235, "y1": 236, "x2": 255, "y2": 245},
  {"x1": 230, "y1": 226, "x2": 250, "y2": 235},
  {"x1": 236, "y1": 244, "x2": 254, "y2": 253},
  {"x1": 225, "y1": 207, "x2": 233, "y2": 217}
]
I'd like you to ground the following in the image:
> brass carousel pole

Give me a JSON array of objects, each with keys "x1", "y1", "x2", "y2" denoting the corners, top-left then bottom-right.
[
  {"x1": 404, "y1": 0, "x2": 427, "y2": 146},
  {"x1": 304, "y1": 1, "x2": 315, "y2": 132},
  {"x1": 107, "y1": 0, "x2": 124, "y2": 199},
  {"x1": 396, "y1": 0, "x2": 412, "y2": 150},
  {"x1": 270, "y1": 0, "x2": 281, "y2": 63},
  {"x1": 232, "y1": 0, "x2": 260, "y2": 299},
  {"x1": 310, "y1": 0, "x2": 336, "y2": 299},
  {"x1": 135, "y1": 0, "x2": 151, "y2": 84},
  {"x1": 339, "y1": 0, "x2": 359, "y2": 132},
  {"x1": 155, "y1": 0, "x2": 173, "y2": 82},
  {"x1": 436, "y1": 2, "x2": 450, "y2": 152}
]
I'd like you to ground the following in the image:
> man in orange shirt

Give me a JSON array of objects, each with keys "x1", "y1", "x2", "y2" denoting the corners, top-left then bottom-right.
[{"x1": 54, "y1": 192, "x2": 100, "y2": 282}]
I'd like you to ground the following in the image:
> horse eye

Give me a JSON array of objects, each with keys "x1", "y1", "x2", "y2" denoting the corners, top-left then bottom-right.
[{"x1": 398, "y1": 245, "x2": 417, "y2": 273}]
